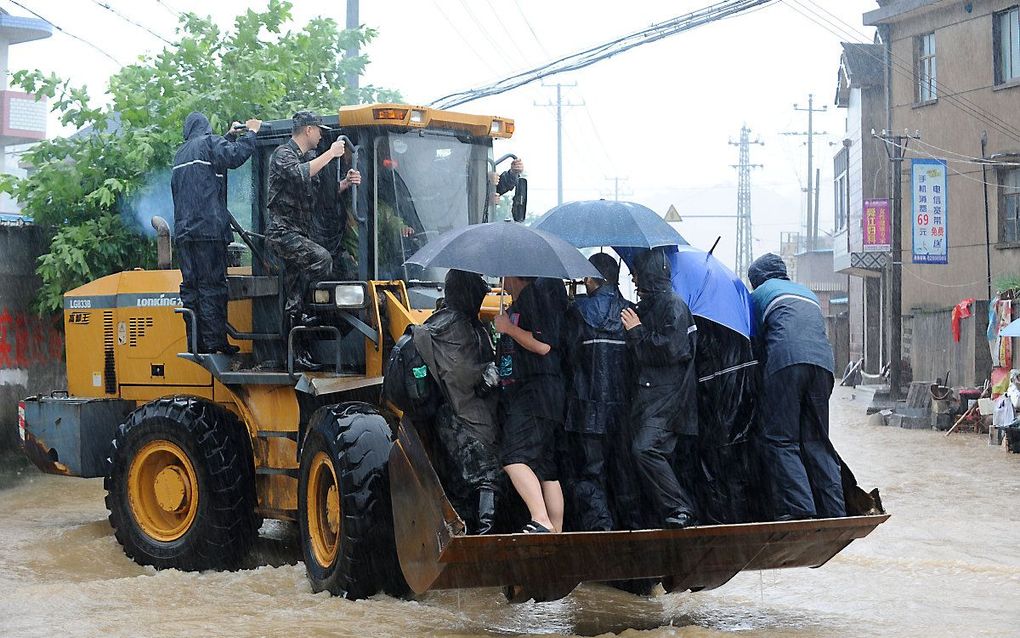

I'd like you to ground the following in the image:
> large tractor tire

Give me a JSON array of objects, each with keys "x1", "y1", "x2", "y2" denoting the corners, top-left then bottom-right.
[
  {"x1": 104, "y1": 397, "x2": 258, "y2": 571},
  {"x1": 298, "y1": 402, "x2": 408, "y2": 599}
]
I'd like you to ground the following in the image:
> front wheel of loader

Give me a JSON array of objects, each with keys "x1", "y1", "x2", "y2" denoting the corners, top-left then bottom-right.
[
  {"x1": 298, "y1": 402, "x2": 408, "y2": 599},
  {"x1": 104, "y1": 397, "x2": 258, "y2": 571}
]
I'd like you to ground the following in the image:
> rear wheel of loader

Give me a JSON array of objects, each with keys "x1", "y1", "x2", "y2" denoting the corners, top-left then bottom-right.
[
  {"x1": 298, "y1": 402, "x2": 408, "y2": 599},
  {"x1": 105, "y1": 397, "x2": 258, "y2": 571}
]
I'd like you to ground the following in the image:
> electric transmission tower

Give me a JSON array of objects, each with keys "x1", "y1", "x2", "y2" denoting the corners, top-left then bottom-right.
[{"x1": 730, "y1": 124, "x2": 763, "y2": 279}]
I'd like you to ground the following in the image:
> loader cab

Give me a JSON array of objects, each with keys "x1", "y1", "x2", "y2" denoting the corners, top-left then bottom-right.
[{"x1": 233, "y1": 104, "x2": 520, "y2": 374}]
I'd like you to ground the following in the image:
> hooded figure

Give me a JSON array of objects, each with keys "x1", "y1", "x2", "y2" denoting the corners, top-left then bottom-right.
[
  {"x1": 747, "y1": 253, "x2": 845, "y2": 520},
  {"x1": 418, "y1": 269, "x2": 501, "y2": 533},
  {"x1": 171, "y1": 111, "x2": 257, "y2": 353},
  {"x1": 561, "y1": 253, "x2": 642, "y2": 531},
  {"x1": 623, "y1": 248, "x2": 699, "y2": 528}
]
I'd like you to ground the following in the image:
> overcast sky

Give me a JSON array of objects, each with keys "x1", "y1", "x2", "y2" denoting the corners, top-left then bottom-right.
[{"x1": 1, "y1": 0, "x2": 879, "y2": 272}]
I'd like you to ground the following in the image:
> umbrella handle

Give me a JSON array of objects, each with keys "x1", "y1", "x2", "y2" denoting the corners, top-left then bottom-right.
[{"x1": 499, "y1": 279, "x2": 506, "y2": 315}]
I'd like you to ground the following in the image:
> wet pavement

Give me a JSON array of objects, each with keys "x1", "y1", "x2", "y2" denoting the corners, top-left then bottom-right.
[{"x1": 1, "y1": 387, "x2": 1017, "y2": 637}]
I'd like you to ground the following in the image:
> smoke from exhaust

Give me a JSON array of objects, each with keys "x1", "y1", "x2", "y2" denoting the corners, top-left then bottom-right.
[{"x1": 121, "y1": 169, "x2": 174, "y2": 237}]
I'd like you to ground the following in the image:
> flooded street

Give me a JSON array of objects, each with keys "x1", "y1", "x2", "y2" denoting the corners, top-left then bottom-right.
[{"x1": 1, "y1": 387, "x2": 1017, "y2": 638}]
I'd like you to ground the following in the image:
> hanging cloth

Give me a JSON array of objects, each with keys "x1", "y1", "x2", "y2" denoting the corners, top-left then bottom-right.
[{"x1": 951, "y1": 298, "x2": 976, "y2": 343}]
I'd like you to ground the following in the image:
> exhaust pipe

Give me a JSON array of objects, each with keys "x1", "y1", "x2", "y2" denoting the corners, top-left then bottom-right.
[{"x1": 151, "y1": 216, "x2": 172, "y2": 269}]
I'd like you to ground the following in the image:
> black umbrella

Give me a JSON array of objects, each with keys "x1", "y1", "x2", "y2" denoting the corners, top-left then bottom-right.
[
  {"x1": 404, "y1": 221, "x2": 601, "y2": 279},
  {"x1": 532, "y1": 199, "x2": 688, "y2": 248}
]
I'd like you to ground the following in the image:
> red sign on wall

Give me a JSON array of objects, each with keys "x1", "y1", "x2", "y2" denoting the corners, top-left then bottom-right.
[{"x1": 863, "y1": 198, "x2": 891, "y2": 253}]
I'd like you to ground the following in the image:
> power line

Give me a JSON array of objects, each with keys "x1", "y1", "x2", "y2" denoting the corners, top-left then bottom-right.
[
  {"x1": 481, "y1": 0, "x2": 533, "y2": 65},
  {"x1": 458, "y1": 0, "x2": 518, "y2": 67},
  {"x1": 878, "y1": 136, "x2": 1010, "y2": 191},
  {"x1": 152, "y1": 0, "x2": 181, "y2": 18},
  {"x1": 580, "y1": 102, "x2": 617, "y2": 173},
  {"x1": 511, "y1": 0, "x2": 550, "y2": 57},
  {"x1": 431, "y1": 0, "x2": 776, "y2": 108},
  {"x1": 784, "y1": 0, "x2": 1020, "y2": 145},
  {"x1": 4, "y1": 0, "x2": 122, "y2": 64},
  {"x1": 89, "y1": 0, "x2": 174, "y2": 46},
  {"x1": 432, "y1": 1, "x2": 500, "y2": 74},
  {"x1": 798, "y1": 0, "x2": 1020, "y2": 141}
]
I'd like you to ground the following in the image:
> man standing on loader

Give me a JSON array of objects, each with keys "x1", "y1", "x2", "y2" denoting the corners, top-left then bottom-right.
[
  {"x1": 416, "y1": 269, "x2": 502, "y2": 534},
  {"x1": 747, "y1": 253, "x2": 845, "y2": 520},
  {"x1": 563, "y1": 253, "x2": 643, "y2": 531},
  {"x1": 267, "y1": 111, "x2": 360, "y2": 368},
  {"x1": 622, "y1": 247, "x2": 700, "y2": 529},
  {"x1": 171, "y1": 111, "x2": 261, "y2": 354}
]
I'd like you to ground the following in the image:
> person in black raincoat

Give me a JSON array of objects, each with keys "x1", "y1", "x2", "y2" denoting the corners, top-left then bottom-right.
[
  {"x1": 747, "y1": 253, "x2": 845, "y2": 520},
  {"x1": 171, "y1": 111, "x2": 260, "y2": 354},
  {"x1": 493, "y1": 277, "x2": 567, "y2": 533},
  {"x1": 621, "y1": 248, "x2": 699, "y2": 529},
  {"x1": 417, "y1": 269, "x2": 502, "y2": 534},
  {"x1": 563, "y1": 253, "x2": 644, "y2": 531},
  {"x1": 266, "y1": 111, "x2": 359, "y2": 369}
]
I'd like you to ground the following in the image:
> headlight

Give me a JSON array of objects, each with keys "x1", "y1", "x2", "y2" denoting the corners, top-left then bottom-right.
[
  {"x1": 335, "y1": 284, "x2": 366, "y2": 308},
  {"x1": 312, "y1": 289, "x2": 331, "y2": 304}
]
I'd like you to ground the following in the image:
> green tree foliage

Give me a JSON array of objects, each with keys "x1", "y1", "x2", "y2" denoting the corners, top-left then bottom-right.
[{"x1": 2, "y1": 0, "x2": 397, "y2": 313}]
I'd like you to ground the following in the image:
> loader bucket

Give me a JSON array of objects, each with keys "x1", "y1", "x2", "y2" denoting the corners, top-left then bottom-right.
[{"x1": 388, "y1": 421, "x2": 889, "y2": 602}]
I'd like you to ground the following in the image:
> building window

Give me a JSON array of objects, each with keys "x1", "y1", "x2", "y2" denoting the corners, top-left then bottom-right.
[
  {"x1": 995, "y1": 7, "x2": 1020, "y2": 84},
  {"x1": 834, "y1": 171, "x2": 848, "y2": 232},
  {"x1": 916, "y1": 32, "x2": 937, "y2": 102},
  {"x1": 1000, "y1": 167, "x2": 1020, "y2": 243}
]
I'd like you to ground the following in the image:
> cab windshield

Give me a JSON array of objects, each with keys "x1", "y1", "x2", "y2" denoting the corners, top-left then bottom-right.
[{"x1": 374, "y1": 131, "x2": 492, "y2": 281}]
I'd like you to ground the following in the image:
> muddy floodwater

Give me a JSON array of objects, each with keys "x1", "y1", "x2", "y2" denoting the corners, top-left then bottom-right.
[{"x1": 1, "y1": 387, "x2": 1017, "y2": 637}]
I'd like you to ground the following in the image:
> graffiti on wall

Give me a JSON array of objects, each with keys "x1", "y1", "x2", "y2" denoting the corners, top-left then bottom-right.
[{"x1": 0, "y1": 307, "x2": 63, "y2": 383}]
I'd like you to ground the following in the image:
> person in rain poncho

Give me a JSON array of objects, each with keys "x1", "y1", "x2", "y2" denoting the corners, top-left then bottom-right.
[
  {"x1": 417, "y1": 270, "x2": 502, "y2": 534},
  {"x1": 747, "y1": 253, "x2": 845, "y2": 520},
  {"x1": 266, "y1": 111, "x2": 360, "y2": 369},
  {"x1": 493, "y1": 277, "x2": 568, "y2": 533},
  {"x1": 621, "y1": 248, "x2": 700, "y2": 529},
  {"x1": 171, "y1": 111, "x2": 260, "y2": 354},
  {"x1": 563, "y1": 253, "x2": 644, "y2": 531}
]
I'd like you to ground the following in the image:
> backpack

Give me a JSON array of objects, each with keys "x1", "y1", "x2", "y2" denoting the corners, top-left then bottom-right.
[{"x1": 382, "y1": 325, "x2": 440, "y2": 419}]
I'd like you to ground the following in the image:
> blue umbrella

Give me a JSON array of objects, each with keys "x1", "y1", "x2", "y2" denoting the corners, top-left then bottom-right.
[
  {"x1": 999, "y1": 317, "x2": 1020, "y2": 337},
  {"x1": 532, "y1": 200, "x2": 688, "y2": 248},
  {"x1": 617, "y1": 244, "x2": 754, "y2": 338}
]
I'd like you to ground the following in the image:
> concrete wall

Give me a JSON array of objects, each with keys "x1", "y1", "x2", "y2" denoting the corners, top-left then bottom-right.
[
  {"x1": 0, "y1": 225, "x2": 64, "y2": 453},
  {"x1": 887, "y1": 0, "x2": 1020, "y2": 310}
]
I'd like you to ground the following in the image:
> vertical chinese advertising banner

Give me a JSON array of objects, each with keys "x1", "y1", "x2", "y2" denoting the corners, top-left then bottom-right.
[
  {"x1": 910, "y1": 158, "x2": 948, "y2": 264},
  {"x1": 862, "y1": 198, "x2": 891, "y2": 252}
]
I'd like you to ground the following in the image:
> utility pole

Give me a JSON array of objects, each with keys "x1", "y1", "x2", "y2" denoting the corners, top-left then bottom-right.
[
  {"x1": 536, "y1": 82, "x2": 582, "y2": 205},
  {"x1": 783, "y1": 94, "x2": 828, "y2": 250},
  {"x1": 729, "y1": 124, "x2": 763, "y2": 279},
  {"x1": 875, "y1": 129, "x2": 920, "y2": 400},
  {"x1": 345, "y1": 0, "x2": 359, "y2": 92},
  {"x1": 604, "y1": 176, "x2": 631, "y2": 201}
]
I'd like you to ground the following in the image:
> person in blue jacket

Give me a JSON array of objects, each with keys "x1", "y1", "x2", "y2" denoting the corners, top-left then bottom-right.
[
  {"x1": 171, "y1": 111, "x2": 260, "y2": 354},
  {"x1": 747, "y1": 253, "x2": 846, "y2": 520},
  {"x1": 563, "y1": 253, "x2": 642, "y2": 531}
]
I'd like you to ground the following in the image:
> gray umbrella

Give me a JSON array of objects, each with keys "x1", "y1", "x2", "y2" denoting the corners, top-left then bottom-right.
[
  {"x1": 532, "y1": 199, "x2": 688, "y2": 248},
  {"x1": 404, "y1": 221, "x2": 601, "y2": 279}
]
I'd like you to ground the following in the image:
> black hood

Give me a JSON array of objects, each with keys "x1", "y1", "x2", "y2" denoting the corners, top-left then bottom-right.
[
  {"x1": 633, "y1": 248, "x2": 673, "y2": 296},
  {"x1": 183, "y1": 111, "x2": 213, "y2": 141},
  {"x1": 444, "y1": 269, "x2": 489, "y2": 317},
  {"x1": 747, "y1": 253, "x2": 789, "y2": 289},
  {"x1": 534, "y1": 277, "x2": 569, "y2": 314}
]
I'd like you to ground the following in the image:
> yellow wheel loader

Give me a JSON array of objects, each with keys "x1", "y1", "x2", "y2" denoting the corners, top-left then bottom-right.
[{"x1": 18, "y1": 103, "x2": 887, "y2": 602}]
